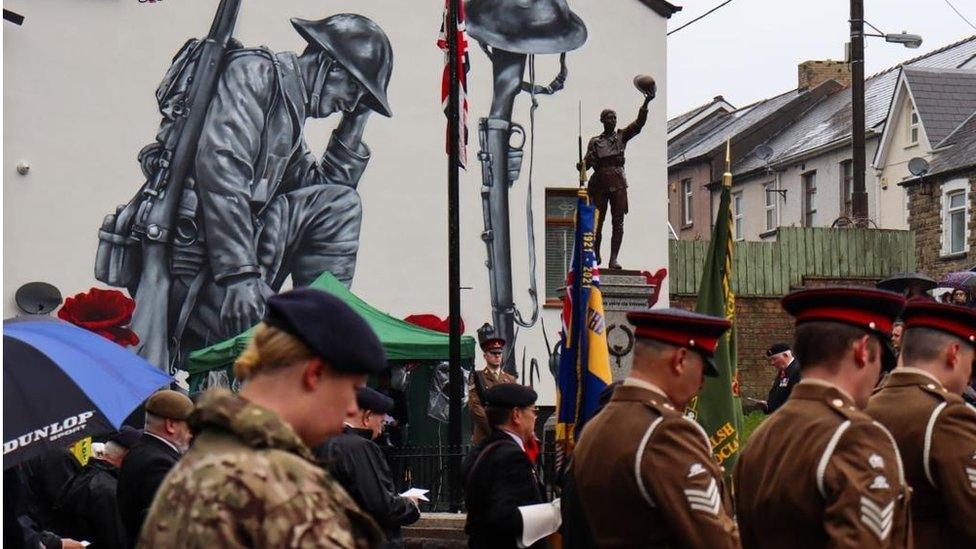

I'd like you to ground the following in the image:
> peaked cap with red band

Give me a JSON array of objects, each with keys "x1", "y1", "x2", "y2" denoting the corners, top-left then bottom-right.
[
  {"x1": 781, "y1": 287, "x2": 905, "y2": 335},
  {"x1": 782, "y1": 287, "x2": 905, "y2": 371},
  {"x1": 901, "y1": 299, "x2": 976, "y2": 346},
  {"x1": 626, "y1": 308, "x2": 731, "y2": 377}
]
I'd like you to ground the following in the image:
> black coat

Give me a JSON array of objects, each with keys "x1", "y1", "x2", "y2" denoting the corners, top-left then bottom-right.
[
  {"x1": 462, "y1": 430, "x2": 546, "y2": 549},
  {"x1": 56, "y1": 459, "x2": 126, "y2": 549},
  {"x1": 314, "y1": 427, "x2": 420, "y2": 549},
  {"x1": 116, "y1": 434, "x2": 180, "y2": 548},
  {"x1": 766, "y1": 359, "x2": 801, "y2": 414}
]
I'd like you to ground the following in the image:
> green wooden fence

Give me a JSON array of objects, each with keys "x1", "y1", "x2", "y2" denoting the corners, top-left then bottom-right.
[{"x1": 669, "y1": 227, "x2": 916, "y2": 296}]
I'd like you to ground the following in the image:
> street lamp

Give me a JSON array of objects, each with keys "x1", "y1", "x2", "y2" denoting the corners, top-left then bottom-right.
[{"x1": 849, "y1": 1, "x2": 922, "y2": 227}]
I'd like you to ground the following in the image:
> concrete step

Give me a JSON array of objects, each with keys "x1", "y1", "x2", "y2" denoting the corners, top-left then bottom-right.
[{"x1": 404, "y1": 513, "x2": 467, "y2": 548}]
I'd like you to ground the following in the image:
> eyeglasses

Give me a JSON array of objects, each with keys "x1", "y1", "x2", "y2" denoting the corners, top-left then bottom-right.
[{"x1": 487, "y1": 350, "x2": 503, "y2": 356}]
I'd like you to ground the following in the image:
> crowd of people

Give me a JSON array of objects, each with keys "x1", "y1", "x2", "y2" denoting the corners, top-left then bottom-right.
[{"x1": 6, "y1": 280, "x2": 976, "y2": 548}]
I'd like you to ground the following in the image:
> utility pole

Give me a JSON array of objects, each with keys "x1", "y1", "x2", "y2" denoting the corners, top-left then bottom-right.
[
  {"x1": 445, "y1": 0, "x2": 464, "y2": 511},
  {"x1": 850, "y1": 0, "x2": 868, "y2": 225}
]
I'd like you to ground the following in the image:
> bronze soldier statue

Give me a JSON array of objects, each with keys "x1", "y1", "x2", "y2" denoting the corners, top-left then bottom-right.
[{"x1": 579, "y1": 80, "x2": 654, "y2": 269}]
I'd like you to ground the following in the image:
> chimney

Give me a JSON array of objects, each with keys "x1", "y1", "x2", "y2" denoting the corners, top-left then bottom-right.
[{"x1": 798, "y1": 60, "x2": 851, "y2": 90}]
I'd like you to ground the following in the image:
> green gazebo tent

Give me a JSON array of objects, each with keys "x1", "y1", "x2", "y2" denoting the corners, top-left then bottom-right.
[{"x1": 186, "y1": 271, "x2": 476, "y2": 390}]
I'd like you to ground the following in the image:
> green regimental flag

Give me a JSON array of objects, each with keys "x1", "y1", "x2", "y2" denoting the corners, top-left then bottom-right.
[{"x1": 686, "y1": 140, "x2": 744, "y2": 473}]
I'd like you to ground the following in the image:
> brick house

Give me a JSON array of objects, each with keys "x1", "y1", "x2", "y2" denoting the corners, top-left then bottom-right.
[{"x1": 900, "y1": 112, "x2": 976, "y2": 278}]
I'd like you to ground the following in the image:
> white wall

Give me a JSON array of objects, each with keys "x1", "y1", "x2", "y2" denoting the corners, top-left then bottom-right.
[
  {"x1": 876, "y1": 91, "x2": 929, "y2": 231},
  {"x1": 722, "y1": 139, "x2": 882, "y2": 240},
  {"x1": 3, "y1": 0, "x2": 670, "y2": 405}
]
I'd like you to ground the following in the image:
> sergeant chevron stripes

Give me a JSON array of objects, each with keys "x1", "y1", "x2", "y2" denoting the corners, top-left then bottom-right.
[
  {"x1": 684, "y1": 477, "x2": 721, "y2": 515},
  {"x1": 860, "y1": 497, "x2": 894, "y2": 542},
  {"x1": 966, "y1": 467, "x2": 976, "y2": 489}
]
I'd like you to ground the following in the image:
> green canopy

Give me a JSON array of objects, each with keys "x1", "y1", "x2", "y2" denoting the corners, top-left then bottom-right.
[{"x1": 186, "y1": 272, "x2": 476, "y2": 377}]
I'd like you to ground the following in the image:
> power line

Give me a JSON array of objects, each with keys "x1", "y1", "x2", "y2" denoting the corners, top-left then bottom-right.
[
  {"x1": 944, "y1": 0, "x2": 976, "y2": 31},
  {"x1": 667, "y1": 0, "x2": 733, "y2": 36}
]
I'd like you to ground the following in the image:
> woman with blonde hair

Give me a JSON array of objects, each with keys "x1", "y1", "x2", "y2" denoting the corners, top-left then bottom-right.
[{"x1": 140, "y1": 288, "x2": 388, "y2": 548}]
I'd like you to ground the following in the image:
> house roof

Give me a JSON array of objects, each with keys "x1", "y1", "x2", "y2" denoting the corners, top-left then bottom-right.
[
  {"x1": 714, "y1": 35, "x2": 976, "y2": 175},
  {"x1": 667, "y1": 88, "x2": 803, "y2": 167},
  {"x1": 902, "y1": 112, "x2": 976, "y2": 183},
  {"x1": 902, "y1": 67, "x2": 976, "y2": 146},
  {"x1": 668, "y1": 95, "x2": 736, "y2": 142}
]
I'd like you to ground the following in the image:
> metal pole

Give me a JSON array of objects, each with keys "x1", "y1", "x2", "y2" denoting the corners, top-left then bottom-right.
[
  {"x1": 850, "y1": 0, "x2": 868, "y2": 224},
  {"x1": 446, "y1": 0, "x2": 464, "y2": 511}
]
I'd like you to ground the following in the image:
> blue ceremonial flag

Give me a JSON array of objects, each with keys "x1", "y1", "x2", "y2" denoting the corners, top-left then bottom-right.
[{"x1": 556, "y1": 192, "x2": 612, "y2": 452}]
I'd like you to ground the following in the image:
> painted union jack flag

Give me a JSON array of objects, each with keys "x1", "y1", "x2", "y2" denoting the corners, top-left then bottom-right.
[{"x1": 437, "y1": 0, "x2": 470, "y2": 168}]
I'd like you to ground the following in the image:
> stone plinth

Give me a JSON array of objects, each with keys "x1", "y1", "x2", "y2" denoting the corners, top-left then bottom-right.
[{"x1": 600, "y1": 268, "x2": 666, "y2": 382}]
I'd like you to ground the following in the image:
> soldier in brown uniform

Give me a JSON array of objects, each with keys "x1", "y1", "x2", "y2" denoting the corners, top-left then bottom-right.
[
  {"x1": 579, "y1": 92, "x2": 652, "y2": 269},
  {"x1": 734, "y1": 287, "x2": 912, "y2": 548},
  {"x1": 468, "y1": 332, "x2": 517, "y2": 444},
  {"x1": 866, "y1": 299, "x2": 976, "y2": 547},
  {"x1": 566, "y1": 308, "x2": 740, "y2": 548}
]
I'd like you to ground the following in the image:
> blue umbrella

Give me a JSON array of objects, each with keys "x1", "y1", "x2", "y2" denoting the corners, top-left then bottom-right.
[{"x1": 3, "y1": 318, "x2": 172, "y2": 468}]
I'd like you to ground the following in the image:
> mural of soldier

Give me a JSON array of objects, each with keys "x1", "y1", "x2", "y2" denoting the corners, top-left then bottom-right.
[
  {"x1": 467, "y1": 0, "x2": 587, "y2": 373},
  {"x1": 97, "y1": 11, "x2": 393, "y2": 372}
]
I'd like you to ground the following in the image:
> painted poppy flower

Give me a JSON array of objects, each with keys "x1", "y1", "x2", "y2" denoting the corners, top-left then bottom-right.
[{"x1": 57, "y1": 288, "x2": 140, "y2": 347}]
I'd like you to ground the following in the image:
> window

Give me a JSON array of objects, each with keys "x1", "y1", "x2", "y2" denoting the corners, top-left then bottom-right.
[
  {"x1": 681, "y1": 179, "x2": 694, "y2": 226},
  {"x1": 942, "y1": 179, "x2": 970, "y2": 256},
  {"x1": 732, "y1": 192, "x2": 744, "y2": 241},
  {"x1": 908, "y1": 105, "x2": 919, "y2": 145},
  {"x1": 840, "y1": 160, "x2": 853, "y2": 216},
  {"x1": 545, "y1": 188, "x2": 578, "y2": 301},
  {"x1": 803, "y1": 171, "x2": 817, "y2": 227},
  {"x1": 763, "y1": 182, "x2": 778, "y2": 232}
]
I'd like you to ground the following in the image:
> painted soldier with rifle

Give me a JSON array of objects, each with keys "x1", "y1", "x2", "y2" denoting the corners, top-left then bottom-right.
[{"x1": 95, "y1": 1, "x2": 394, "y2": 372}]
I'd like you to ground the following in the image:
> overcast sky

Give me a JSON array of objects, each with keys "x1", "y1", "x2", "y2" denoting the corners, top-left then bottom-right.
[{"x1": 666, "y1": 0, "x2": 976, "y2": 117}]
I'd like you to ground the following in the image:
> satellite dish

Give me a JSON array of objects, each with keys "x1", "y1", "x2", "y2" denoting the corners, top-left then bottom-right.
[
  {"x1": 15, "y1": 282, "x2": 63, "y2": 315},
  {"x1": 908, "y1": 157, "x2": 930, "y2": 177},
  {"x1": 753, "y1": 144, "x2": 774, "y2": 161}
]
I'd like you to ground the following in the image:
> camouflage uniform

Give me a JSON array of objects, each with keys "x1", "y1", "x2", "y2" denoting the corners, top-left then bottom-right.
[{"x1": 138, "y1": 390, "x2": 382, "y2": 548}]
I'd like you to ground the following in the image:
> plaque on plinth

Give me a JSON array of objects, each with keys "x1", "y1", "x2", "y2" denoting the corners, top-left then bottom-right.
[{"x1": 600, "y1": 268, "x2": 667, "y2": 382}]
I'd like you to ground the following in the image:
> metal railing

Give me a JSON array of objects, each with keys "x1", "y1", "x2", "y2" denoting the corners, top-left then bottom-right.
[{"x1": 387, "y1": 440, "x2": 561, "y2": 511}]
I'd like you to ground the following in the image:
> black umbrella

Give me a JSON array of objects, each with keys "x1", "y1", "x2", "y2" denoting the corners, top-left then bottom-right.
[
  {"x1": 876, "y1": 272, "x2": 937, "y2": 294},
  {"x1": 3, "y1": 319, "x2": 171, "y2": 468}
]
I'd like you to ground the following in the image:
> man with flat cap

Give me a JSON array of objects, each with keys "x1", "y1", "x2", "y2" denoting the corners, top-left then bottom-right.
[
  {"x1": 139, "y1": 288, "x2": 384, "y2": 548},
  {"x1": 116, "y1": 389, "x2": 193, "y2": 547},
  {"x1": 463, "y1": 383, "x2": 547, "y2": 549},
  {"x1": 866, "y1": 300, "x2": 976, "y2": 546},
  {"x1": 315, "y1": 387, "x2": 420, "y2": 548},
  {"x1": 565, "y1": 308, "x2": 740, "y2": 548},
  {"x1": 753, "y1": 342, "x2": 801, "y2": 414},
  {"x1": 735, "y1": 287, "x2": 912, "y2": 548},
  {"x1": 468, "y1": 327, "x2": 517, "y2": 444}
]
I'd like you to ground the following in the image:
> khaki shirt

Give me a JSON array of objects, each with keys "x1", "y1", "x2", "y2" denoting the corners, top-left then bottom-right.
[
  {"x1": 734, "y1": 380, "x2": 912, "y2": 548},
  {"x1": 572, "y1": 382, "x2": 739, "y2": 547},
  {"x1": 866, "y1": 369, "x2": 976, "y2": 547},
  {"x1": 467, "y1": 367, "x2": 517, "y2": 444}
]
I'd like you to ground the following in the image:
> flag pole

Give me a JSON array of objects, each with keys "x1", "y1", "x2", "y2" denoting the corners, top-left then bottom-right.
[{"x1": 446, "y1": 0, "x2": 463, "y2": 510}]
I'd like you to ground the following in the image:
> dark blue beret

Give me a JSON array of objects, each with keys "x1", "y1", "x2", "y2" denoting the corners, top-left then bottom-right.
[
  {"x1": 765, "y1": 342, "x2": 791, "y2": 357},
  {"x1": 265, "y1": 288, "x2": 387, "y2": 375},
  {"x1": 357, "y1": 386, "x2": 394, "y2": 414},
  {"x1": 109, "y1": 426, "x2": 142, "y2": 449},
  {"x1": 485, "y1": 383, "x2": 537, "y2": 408}
]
